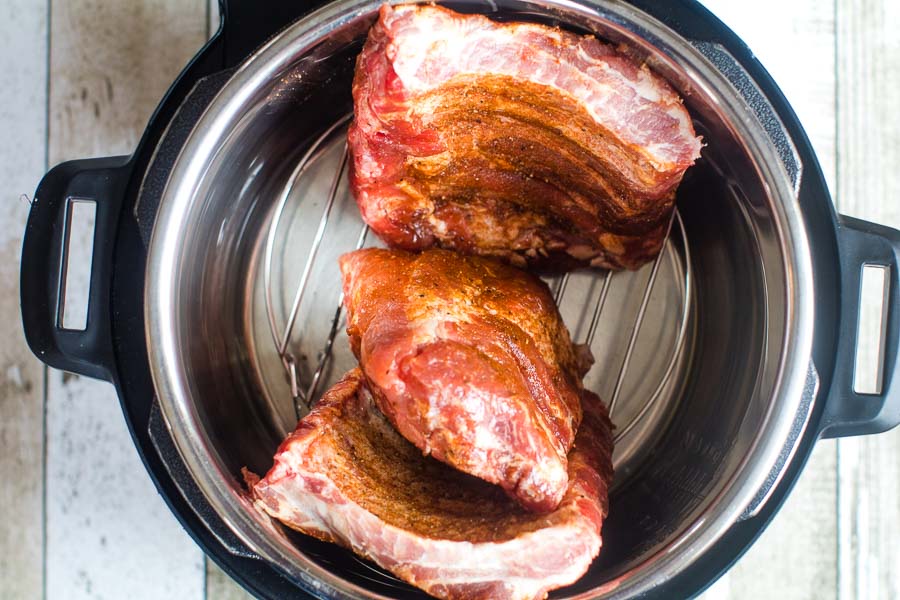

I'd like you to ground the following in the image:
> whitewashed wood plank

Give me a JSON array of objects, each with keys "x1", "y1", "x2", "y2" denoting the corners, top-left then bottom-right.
[
  {"x1": 0, "y1": 2, "x2": 48, "y2": 599},
  {"x1": 697, "y1": 1, "x2": 838, "y2": 598},
  {"x1": 48, "y1": 0, "x2": 209, "y2": 162},
  {"x1": 46, "y1": 1, "x2": 207, "y2": 599},
  {"x1": 208, "y1": 0, "x2": 220, "y2": 39},
  {"x1": 206, "y1": 561, "x2": 255, "y2": 600},
  {"x1": 46, "y1": 372, "x2": 206, "y2": 599},
  {"x1": 835, "y1": 1, "x2": 900, "y2": 599}
]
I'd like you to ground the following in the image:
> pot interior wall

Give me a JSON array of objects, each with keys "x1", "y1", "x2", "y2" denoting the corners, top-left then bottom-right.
[{"x1": 168, "y1": 3, "x2": 788, "y2": 596}]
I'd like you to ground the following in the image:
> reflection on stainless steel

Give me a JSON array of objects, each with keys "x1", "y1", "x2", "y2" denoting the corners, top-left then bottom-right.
[{"x1": 144, "y1": 0, "x2": 815, "y2": 597}]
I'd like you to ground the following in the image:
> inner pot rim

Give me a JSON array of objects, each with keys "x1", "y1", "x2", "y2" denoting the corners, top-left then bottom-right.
[{"x1": 144, "y1": 0, "x2": 816, "y2": 597}]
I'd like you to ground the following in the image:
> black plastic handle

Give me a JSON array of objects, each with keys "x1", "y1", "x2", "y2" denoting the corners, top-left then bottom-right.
[
  {"x1": 819, "y1": 215, "x2": 900, "y2": 438},
  {"x1": 21, "y1": 156, "x2": 132, "y2": 382}
]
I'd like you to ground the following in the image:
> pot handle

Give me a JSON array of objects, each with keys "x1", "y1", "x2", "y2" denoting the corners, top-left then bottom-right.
[
  {"x1": 21, "y1": 156, "x2": 131, "y2": 382},
  {"x1": 819, "y1": 215, "x2": 900, "y2": 438}
]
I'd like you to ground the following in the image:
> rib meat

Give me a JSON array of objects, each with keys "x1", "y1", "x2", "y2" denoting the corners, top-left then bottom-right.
[
  {"x1": 249, "y1": 368, "x2": 614, "y2": 600},
  {"x1": 339, "y1": 248, "x2": 588, "y2": 512},
  {"x1": 349, "y1": 4, "x2": 702, "y2": 270}
]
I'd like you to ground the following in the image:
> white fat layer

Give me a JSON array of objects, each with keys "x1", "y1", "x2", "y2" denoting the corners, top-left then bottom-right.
[
  {"x1": 388, "y1": 6, "x2": 700, "y2": 165},
  {"x1": 669, "y1": 105, "x2": 703, "y2": 159},
  {"x1": 258, "y1": 469, "x2": 601, "y2": 599}
]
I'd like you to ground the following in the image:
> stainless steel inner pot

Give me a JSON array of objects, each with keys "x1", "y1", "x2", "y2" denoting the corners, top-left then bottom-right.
[{"x1": 145, "y1": 0, "x2": 815, "y2": 597}]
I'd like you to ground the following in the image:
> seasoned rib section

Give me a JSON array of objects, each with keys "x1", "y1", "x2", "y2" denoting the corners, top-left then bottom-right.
[
  {"x1": 339, "y1": 248, "x2": 589, "y2": 512},
  {"x1": 249, "y1": 368, "x2": 614, "y2": 600},
  {"x1": 349, "y1": 4, "x2": 702, "y2": 270}
]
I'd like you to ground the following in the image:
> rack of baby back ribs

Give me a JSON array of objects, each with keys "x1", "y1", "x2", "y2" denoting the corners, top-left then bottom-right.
[{"x1": 247, "y1": 5, "x2": 702, "y2": 599}]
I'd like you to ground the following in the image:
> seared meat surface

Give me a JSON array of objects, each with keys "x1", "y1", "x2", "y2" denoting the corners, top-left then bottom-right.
[
  {"x1": 249, "y1": 368, "x2": 614, "y2": 600},
  {"x1": 340, "y1": 248, "x2": 589, "y2": 512},
  {"x1": 349, "y1": 4, "x2": 702, "y2": 270}
]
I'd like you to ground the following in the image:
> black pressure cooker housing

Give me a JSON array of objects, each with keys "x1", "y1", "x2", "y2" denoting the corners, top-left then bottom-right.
[{"x1": 21, "y1": 1, "x2": 900, "y2": 598}]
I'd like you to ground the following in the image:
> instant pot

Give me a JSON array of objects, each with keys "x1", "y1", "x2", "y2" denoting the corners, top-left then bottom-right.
[{"x1": 21, "y1": 0, "x2": 900, "y2": 598}]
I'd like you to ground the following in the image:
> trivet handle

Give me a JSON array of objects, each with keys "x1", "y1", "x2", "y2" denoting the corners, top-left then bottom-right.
[
  {"x1": 819, "y1": 215, "x2": 900, "y2": 438},
  {"x1": 21, "y1": 156, "x2": 131, "y2": 382}
]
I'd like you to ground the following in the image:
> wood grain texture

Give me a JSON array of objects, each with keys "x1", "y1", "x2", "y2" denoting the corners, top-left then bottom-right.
[
  {"x1": 1, "y1": 1, "x2": 891, "y2": 599},
  {"x1": 48, "y1": 0, "x2": 209, "y2": 163},
  {"x1": 45, "y1": 372, "x2": 206, "y2": 599},
  {"x1": 0, "y1": 2, "x2": 48, "y2": 599},
  {"x1": 45, "y1": 1, "x2": 207, "y2": 598},
  {"x1": 206, "y1": 561, "x2": 255, "y2": 600},
  {"x1": 209, "y1": 0, "x2": 221, "y2": 40},
  {"x1": 698, "y1": 0, "x2": 839, "y2": 598},
  {"x1": 835, "y1": 0, "x2": 900, "y2": 598}
]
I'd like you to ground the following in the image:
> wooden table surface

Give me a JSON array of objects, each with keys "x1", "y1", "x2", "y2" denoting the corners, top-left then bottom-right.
[{"x1": 1, "y1": 1, "x2": 898, "y2": 598}]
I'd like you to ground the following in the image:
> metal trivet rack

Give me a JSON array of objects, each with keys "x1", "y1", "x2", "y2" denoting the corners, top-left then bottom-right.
[{"x1": 263, "y1": 115, "x2": 692, "y2": 445}]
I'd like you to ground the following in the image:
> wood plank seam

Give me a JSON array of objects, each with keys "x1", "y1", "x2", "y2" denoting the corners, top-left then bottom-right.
[
  {"x1": 0, "y1": 0, "x2": 49, "y2": 597},
  {"x1": 43, "y1": 1, "x2": 208, "y2": 598},
  {"x1": 43, "y1": 2, "x2": 52, "y2": 598},
  {"x1": 835, "y1": 1, "x2": 900, "y2": 598}
]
